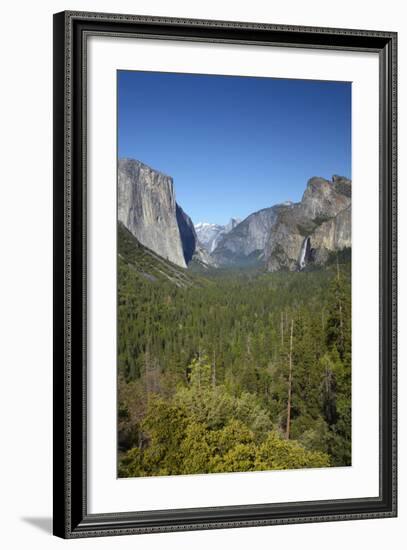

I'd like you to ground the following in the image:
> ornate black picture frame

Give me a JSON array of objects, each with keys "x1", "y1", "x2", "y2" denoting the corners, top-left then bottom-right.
[{"x1": 53, "y1": 10, "x2": 397, "y2": 538}]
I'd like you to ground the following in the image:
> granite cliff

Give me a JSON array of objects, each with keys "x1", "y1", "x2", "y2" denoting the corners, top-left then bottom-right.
[
  {"x1": 265, "y1": 175, "x2": 351, "y2": 271},
  {"x1": 118, "y1": 158, "x2": 187, "y2": 268},
  {"x1": 211, "y1": 207, "x2": 282, "y2": 267}
]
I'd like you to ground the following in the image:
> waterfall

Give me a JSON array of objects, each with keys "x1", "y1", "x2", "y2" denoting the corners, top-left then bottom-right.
[{"x1": 299, "y1": 236, "x2": 311, "y2": 270}]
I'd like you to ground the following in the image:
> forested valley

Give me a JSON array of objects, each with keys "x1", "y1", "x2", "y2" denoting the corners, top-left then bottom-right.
[{"x1": 117, "y1": 224, "x2": 351, "y2": 477}]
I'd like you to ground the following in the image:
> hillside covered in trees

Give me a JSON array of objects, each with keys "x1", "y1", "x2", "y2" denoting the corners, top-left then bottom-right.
[{"x1": 118, "y1": 225, "x2": 351, "y2": 477}]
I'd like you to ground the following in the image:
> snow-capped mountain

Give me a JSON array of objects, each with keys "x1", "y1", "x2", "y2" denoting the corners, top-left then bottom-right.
[
  {"x1": 195, "y1": 218, "x2": 241, "y2": 253},
  {"x1": 194, "y1": 222, "x2": 224, "y2": 253}
]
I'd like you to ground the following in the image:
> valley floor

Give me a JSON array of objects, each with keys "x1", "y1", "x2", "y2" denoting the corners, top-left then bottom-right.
[{"x1": 117, "y1": 227, "x2": 351, "y2": 477}]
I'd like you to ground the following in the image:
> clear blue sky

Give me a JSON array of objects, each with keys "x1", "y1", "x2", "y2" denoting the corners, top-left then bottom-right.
[{"x1": 118, "y1": 71, "x2": 351, "y2": 226}]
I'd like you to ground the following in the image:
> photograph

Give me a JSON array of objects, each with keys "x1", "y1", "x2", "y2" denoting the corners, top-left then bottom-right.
[
  {"x1": 50, "y1": 8, "x2": 397, "y2": 539},
  {"x1": 116, "y1": 70, "x2": 352, "y2": 478}
]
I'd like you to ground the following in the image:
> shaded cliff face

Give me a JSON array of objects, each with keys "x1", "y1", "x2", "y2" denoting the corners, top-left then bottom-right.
[
  {"x1": 176, "y1": 204, "x2": 197, "y2": 264},
  {"x1": 211, "y1": 207, "x2": 281, "y2": 267},
  {"x1": 118, "y1": 158, "x2": 187, "y2": 268},
  {"x1": 265, "y1": 175, "x2": 351, "y2": 272}
]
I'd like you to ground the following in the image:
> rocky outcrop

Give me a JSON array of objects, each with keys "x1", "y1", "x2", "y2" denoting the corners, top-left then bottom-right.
[
  {"x1": 311, "y1": 205, "x2": 351, "y2": 250},
  {"x1": 301, "y1": 176, "x2": 351, "y2": 221},
  {"x1": 118, "y1": 158, "x2": 187, "y2": 268},
  {"x1": 211, "y1": 207, "x2": 282, "y2": 267},
  {"x1": 265, "y1": 175, "x2": 351, "y2": 271}
]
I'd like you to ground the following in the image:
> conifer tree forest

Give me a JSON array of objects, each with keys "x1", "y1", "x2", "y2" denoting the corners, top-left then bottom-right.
[{"x1": 117, "y1": 226, "x2": 351, "y2": 477}]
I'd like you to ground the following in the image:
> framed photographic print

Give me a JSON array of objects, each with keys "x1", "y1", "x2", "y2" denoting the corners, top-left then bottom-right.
[{"x1": 53, "y1": 11, "x2": 397, "y2": 538}]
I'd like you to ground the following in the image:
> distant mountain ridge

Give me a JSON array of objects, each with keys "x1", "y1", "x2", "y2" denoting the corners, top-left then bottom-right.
[{"x1": 195, "y1": 218, "x2": 241, "y2": 253}]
